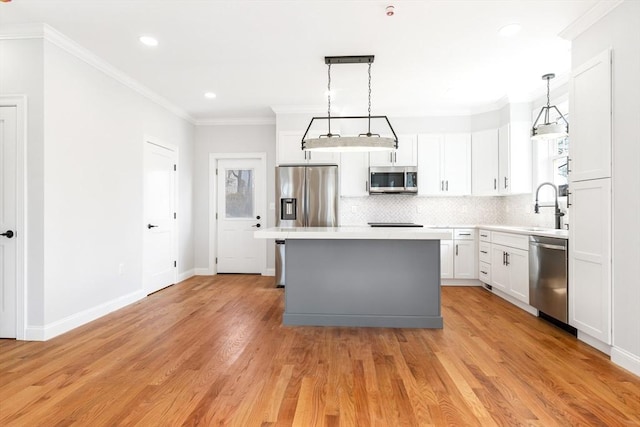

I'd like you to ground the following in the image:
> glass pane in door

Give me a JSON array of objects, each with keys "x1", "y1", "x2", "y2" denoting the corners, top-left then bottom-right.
[{"x1": 225, "y1": 169, "x2": 254, "y2": 218}]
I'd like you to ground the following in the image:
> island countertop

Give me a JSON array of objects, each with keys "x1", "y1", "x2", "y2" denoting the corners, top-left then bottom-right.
[{"x1": 254, "y1": 226, "x2": 452, "y2": 240}]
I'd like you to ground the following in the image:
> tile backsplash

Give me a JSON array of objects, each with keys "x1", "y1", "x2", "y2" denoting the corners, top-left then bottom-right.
[{"x1": 339, "y1": 194, "x2": 566, "y2": 229}]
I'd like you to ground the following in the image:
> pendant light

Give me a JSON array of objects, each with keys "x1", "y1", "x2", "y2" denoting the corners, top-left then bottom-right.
[
  {"x1": 531, "y1": 73, "x2": 569, "y2": 140},
  {"x1": 302, "y1": 56, "x2": 398, "y2": 152}
]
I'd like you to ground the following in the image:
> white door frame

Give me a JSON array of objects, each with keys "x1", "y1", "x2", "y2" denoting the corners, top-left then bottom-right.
[
  {"x1": 1, "y1": 95, "x2": 27, "y2": 340},
  {"x1": 143, "y1": 135, "x2": 179, "y2": 290},
  {"x1": 209, "y1": 153, "x2": 267, "y2": 275}
]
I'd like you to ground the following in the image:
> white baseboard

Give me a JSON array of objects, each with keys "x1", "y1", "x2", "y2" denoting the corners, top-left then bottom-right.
[
  {"x1": 577, "y1": 331, "x2": 612, "y2": 355},
  {"x1": 194, "y1": 267, "x2": 214, "y2": 276},
  {"x1": 441, "y1": 279, "x2": 482, "y2": 286},
  {"x1": 178, "y1": 269, "x2": 195, "y2": 282},
  {"x1": 611, "y1": 347, "x2": 640, "y2": 377},
  {"x1": 24, "y1": 290, "x2": 146, "y2": 341},
  {"x1": 263, "y1": 268, "x2": 275, "y2": 277}
]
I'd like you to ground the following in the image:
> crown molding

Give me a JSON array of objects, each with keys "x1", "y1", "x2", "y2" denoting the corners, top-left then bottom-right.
[
  {"x1": 0, "y1": 23, "x2": 196, "y2": 125},
  {"x1": 195, "y1": 117, "x2": 276, "y2": 126},
  {"x1": 559, "y1": 0, "x2": 624, "y2": 41},
  {"x1": 0, "y1": 22, "x2": 45, "y2": 39},
  {"x1": 270, "y1": 105, "x2": 328, "y2": 115}
]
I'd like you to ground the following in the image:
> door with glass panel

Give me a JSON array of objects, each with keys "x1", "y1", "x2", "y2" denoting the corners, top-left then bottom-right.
[{"x1": 217, "y1": 159, "x2": 264, "y2": 273}]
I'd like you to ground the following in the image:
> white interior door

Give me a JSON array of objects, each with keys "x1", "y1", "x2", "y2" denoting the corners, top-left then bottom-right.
[
  {"x1": 143, "y1": 141, "x2": 177, "y2": 294},
  {"x1": 0, "y1": 106, "x2": 17, "y2": 338},
  {"x1": 217, "y1": 158, "x2": 265, "y2": 273}
]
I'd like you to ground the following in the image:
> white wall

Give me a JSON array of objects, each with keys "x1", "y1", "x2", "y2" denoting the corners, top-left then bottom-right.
[
  {"x1": 194, "y1": 124, "x2": 276, "y2": 271},
  {"x1": 572, "y1": 0, "x2": 640, "y2": 375},
  {"x1": 0, "y1": 31, "x2": 196, "y2": 339},
  {"x1": 0, "y1": 38, "x2": 46, "y2": 326}
]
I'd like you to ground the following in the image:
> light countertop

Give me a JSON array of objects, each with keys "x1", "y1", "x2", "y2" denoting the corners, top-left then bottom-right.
[
  {"x1": 255, "y1": 225, "x2": 568, "y2": 240},
  {"x1": 476, "y1": 225, "x2": 569, "y2": 239},
  {"x1": 254, "y1": 226, "x2": 452, "y2": 240}
]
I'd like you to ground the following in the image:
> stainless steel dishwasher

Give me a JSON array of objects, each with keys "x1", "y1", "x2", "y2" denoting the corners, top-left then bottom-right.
[{"x1": 529, "y1": 235, "x2": 568, "y2": 323}]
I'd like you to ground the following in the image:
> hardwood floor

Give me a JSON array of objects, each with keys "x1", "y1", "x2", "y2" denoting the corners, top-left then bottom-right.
[{"x1": 1, "y1": 275, "x2": 638, "y2": 426}]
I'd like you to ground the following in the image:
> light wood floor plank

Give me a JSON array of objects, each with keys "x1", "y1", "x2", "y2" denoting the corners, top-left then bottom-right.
[{"x1": 1, "y1": 275, "x2": 639, "y2": 426}]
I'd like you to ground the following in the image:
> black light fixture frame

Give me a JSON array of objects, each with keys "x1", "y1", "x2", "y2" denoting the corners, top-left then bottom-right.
[
  {"x1": 301, "y1": 55, "x2": 398, "y2": 150},
  {"x1": 531, "y1": 73, "x2": 569, "y2": 137}
]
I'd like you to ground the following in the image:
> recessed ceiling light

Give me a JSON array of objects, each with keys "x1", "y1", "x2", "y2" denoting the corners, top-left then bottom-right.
[
  {"x1": 139, "y1": 36, "x2": 159, "y2": 47},
  {"x1": 204, "y1": 92, "x2": 217, "y2": 99},
  {"x1": 498, "y1": 23, "x2": 521, "y2": 37}
]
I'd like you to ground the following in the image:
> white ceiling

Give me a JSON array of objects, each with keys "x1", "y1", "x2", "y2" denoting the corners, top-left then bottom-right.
[{"x1": 1, "y1": 0, "x2": 605, "y2": 122}]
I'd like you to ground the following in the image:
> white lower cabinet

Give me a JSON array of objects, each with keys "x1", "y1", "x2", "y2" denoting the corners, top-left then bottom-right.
[
  {"x1": 440, "y1": 229, "x2": 477, "y2": 281},
  {"x1": 454, "y1": 240, "x2": 476, "y2": 279},
  {"x1": 440, "y1": 240, "x2": 454, "y2": 279},
  {"x1": 490, "y1": 232, "x2": 529, "y2": 304}
]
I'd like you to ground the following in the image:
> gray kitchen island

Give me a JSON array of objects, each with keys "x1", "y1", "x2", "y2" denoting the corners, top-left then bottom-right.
[{"x1": 254, "y1": 227, "x2": 449, "y2": 328}]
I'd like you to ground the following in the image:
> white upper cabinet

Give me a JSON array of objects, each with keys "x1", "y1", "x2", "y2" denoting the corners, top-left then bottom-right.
[
  {"x1": 498, "y1": 122, "x2": 532, "y2": 195},
  {"x1": 369, "y1": 134, "x2": 417, "y2": 167},
  {"x1": 471, "y1": 129, "x2": 499, "y2": 196},
  {"x1": 570, "y1": 49, "x2": 612, "y2": 181},
  {"x1": 417, "y1": 133, "x2": 471, "y2": 196},
  {"x1": 340, "y1": 152, "x2": 369, "y2": 197},
  {"x1": 277, "y1": 131, "x2": 340, "y2": 165}
]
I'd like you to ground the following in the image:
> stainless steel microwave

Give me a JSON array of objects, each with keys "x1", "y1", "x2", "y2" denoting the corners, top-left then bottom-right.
[{"x1": 369, "y1": 167, "x2": 418, "y2": 194}]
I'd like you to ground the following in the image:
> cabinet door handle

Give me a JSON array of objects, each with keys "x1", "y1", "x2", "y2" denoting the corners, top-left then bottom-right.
[
  {"x1": 567, "y1": 191, "x2": 572, "y2": 207},
  {"x1": 459, "y1": 233, "x2": 471, "y2": 236},
  {"x1": 441, "y1": 180, "x2": 444, "y2": 191},
  {"x1": 504, "y1": 177, "x2": 509, "y2": 189},
  {"x1": 567, "y1": 157, "x2": 572, "y2": 173},
  {"x1": 365, "y1": 180, "x2": 369, "y2": 192},
  {"x1": 455, "y1": 244, "x2": 459, "y2": 256},
  {"x1": 494, "y1": 178, "x2": 497, "y2": 190},
  {"x1": 480, "y1": 250, "x2": 488, "y2": 254},
  {"x1": 503, "y1": 251, "x2": 506, "y2": 265},
  {"x1": 505, "y1": 252, "x2": 510, "y2": 266},
  {"x1": 480, "y1": 270, "x2": 488, "y2": 275},
  {"x1": 445, "y1": 180, "x2": 449, "y2": 191}
]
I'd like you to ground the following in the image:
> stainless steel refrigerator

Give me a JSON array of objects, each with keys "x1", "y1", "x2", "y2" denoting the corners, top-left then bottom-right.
[{"x1": 275, "y1": 164, "x2": 339, "y2": 287}]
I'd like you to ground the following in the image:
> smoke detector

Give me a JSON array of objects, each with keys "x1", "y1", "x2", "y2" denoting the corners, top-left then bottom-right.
[{"x1": 386, "y1": 5, "x2": 395, "y2": 16}]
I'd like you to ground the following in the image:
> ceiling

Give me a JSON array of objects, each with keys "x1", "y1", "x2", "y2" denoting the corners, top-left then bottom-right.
[{"x1": 0, "y1": 0, "x2": 604, "y2": 122}]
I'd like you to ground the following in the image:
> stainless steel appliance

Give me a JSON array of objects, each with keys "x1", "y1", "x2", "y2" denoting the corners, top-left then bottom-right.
[
  {"x1": 369, "y1": 166, "x2": 417, "y2": 194},
  {"x1": 529, "y1": 235, "x2": 568, "y2": 323},
  {"x1": 275, "y1": 164, "x2": 339, "y2": 287}
]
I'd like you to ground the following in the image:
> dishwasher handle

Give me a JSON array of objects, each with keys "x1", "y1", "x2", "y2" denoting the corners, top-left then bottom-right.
[{"x1": 530, "y1": 242, "x2": 567, "y2": 251}]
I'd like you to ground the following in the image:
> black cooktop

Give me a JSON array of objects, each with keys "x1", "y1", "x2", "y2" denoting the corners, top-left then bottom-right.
[{"x1": 368, "y1": 222, "x2": 424, "y2": 228}]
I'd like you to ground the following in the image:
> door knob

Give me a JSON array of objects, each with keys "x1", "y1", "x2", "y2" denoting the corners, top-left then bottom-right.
[
  {"x1": 147, "y1": 224, "x2": 159, "y2": 229},
  {"x1": 256, "y1": 215, "x2": 261, "y2": 220},
  {"x1": 1, "y1": 230, "x2": 14, "y2": 238},
  {"x1": 252, "y1": 224, "x2": 261, "y2": 228}
]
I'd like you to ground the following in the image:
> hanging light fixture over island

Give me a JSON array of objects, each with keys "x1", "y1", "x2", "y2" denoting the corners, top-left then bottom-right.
[{"x1": 301, "y1": 55, "x2": 398, "y2": 152}]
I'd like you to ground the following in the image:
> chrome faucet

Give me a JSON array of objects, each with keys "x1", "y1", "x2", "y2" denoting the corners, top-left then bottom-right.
[{"x1": 534, "y1": 182, "x2": 565, "y2": 230}]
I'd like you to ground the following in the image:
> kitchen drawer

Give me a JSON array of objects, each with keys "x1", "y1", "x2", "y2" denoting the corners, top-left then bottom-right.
[
  {"x1": 479, "y1": 229, "x2": 491, "y2": 242},
  {"x1": 478, "y1": 242, "x2": 491, "y2": 263},
  {"x1": 454, "y1": 228, "x2": 475, "y2": 240},
  {"x1": 491, "y1": 231, "x2": 528, "y2": 251},
  {"x1": 479, "y1": 261, "x2": 491, "y2": 284}
]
